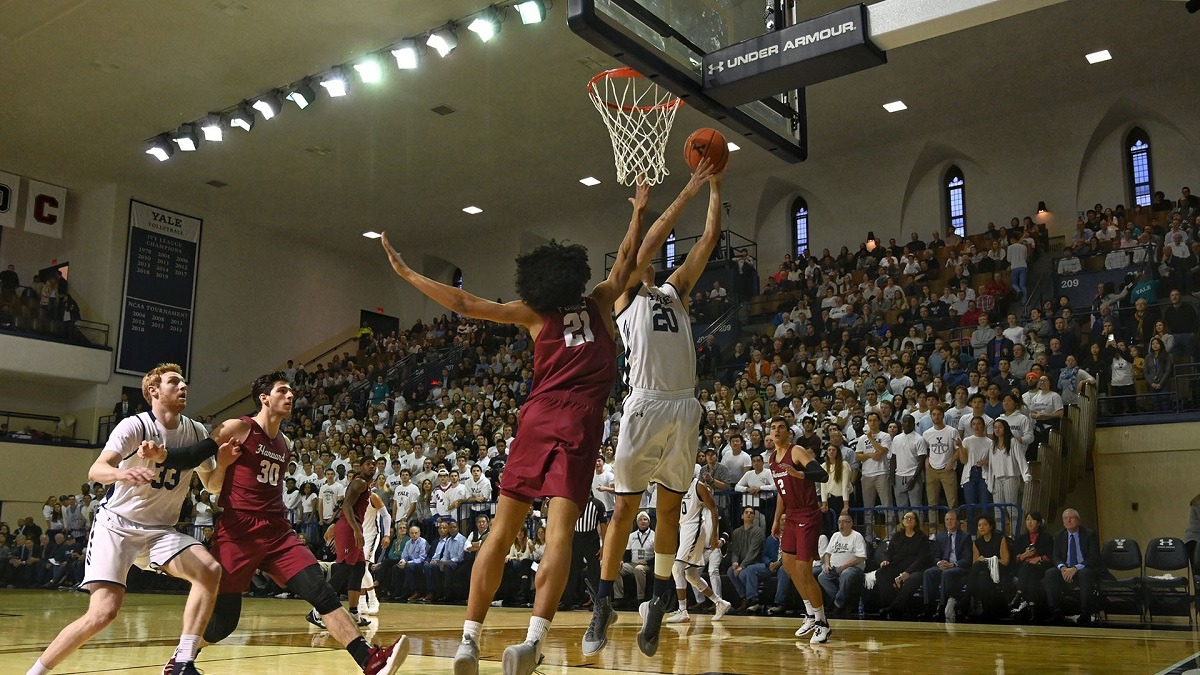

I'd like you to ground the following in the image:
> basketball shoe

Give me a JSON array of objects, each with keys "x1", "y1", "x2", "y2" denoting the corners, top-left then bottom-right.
[
  {"x1": 582, "y1": 595, "x2": 617, "y2": 656},
  {"x1": 810, "y1": 620, "x2": 831, "y2": 644},
  {"x1": 363, "y1": 635, "x2": 409, "y2": 675},
  {"x1": 794, "y1": 616, "x2": 817, "y2": 637},
  {"x1": 637, "y1": 596, "x2": 667, "y2": 656},
  {"x1": 453, "y1": 636, "x2": 479, "y2": 675},
  {"x1": 501, "y1": 639, "x2": 542, "y2": 675}
]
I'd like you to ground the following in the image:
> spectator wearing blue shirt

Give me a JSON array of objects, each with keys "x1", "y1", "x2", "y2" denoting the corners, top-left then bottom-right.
[
  {"x1": 398, "y1": 525, "x2": 430, "y2": 601},
  {"x1": 424, "y1": 520, "x2": 466, "y2": 602}
]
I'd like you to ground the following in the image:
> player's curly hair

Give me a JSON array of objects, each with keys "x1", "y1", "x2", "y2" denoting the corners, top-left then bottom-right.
[{"x1": 513, "y1": 240, "x2": 590, "y2": 314}]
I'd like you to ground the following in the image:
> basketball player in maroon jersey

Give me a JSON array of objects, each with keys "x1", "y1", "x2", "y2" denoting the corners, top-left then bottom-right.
[
  {"x1": 324, "y1": 457, "x2": 377, "y2": 627},
  {"x1": 768, "y1": 417, "x2": 833, "y2": 644},
  {"x1": 140, "y1": 372, "x2": 408, "y2": 674},
  {"x1": 380, "y1": 161, "x2": 714, "y2": 675}
]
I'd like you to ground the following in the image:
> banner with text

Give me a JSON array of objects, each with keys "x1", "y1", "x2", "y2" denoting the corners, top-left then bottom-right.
[
  {"x1": 116, "y1": 200, "x2": 202, "y2": 377},
  {"x1": 0, "y1": 170, "x2": 19, "y2": 229}
]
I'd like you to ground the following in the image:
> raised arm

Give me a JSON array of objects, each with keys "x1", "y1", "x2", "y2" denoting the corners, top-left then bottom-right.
[
  {"x1": 589, "y1": 182, "x2": 649, "y2": 309},
  {"x1": 380, "y1": 233, "x2": 540, "y2": 330},
  {"x1": 667, "y1": 173, "x2": 723, "y2": 300}
]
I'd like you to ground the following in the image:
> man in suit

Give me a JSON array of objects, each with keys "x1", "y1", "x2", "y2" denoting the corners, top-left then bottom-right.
[
  {"x1": 113, "y1": 392, "x2": 133, "y2": 419},
  {"x1": 1043, "y1": 507, "x2": 1102, "y2": 625},
  {"x1": 920, "y1": 509, "x2": 974, "y2": 620}
]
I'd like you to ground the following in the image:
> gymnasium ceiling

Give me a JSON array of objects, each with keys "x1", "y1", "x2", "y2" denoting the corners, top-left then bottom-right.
[{"x1": 0, "y1": 0, "x2": 1197, "y2": 252}]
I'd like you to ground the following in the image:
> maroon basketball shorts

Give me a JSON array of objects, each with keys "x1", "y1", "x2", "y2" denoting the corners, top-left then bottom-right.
[
  {"x1": 501, "y1": 392, "x2": 605, "y2": 509},
  {"x1": 781, "y1": 508, "x2": 822, "y2": 561},
  {"x1": 210, "y1": 510, "x2": 318, "y2": 594},
  {"x1": 333, "y1": 518, "x2": 366, "y2": 565}
]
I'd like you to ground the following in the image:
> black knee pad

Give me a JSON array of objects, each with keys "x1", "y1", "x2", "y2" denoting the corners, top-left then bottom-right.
[
  {"x1": 330, "y1": 561, "x2": 367, "y2": 593},
  {"x1": 287, "y1": 564, "x2": 342, "y2": 615},
  {"x1": 203, "y1": 593, "x2": 242, "y2": 644}
]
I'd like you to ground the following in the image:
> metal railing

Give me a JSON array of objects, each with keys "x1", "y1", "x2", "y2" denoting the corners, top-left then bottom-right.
[
  {"x1": 604, "y1": 228, "x2": 758, "y2": 277},
  {"x1": 0, "y1": 409, "x2": 91, "y2": 446},
  {"x1": 208, "y1": 335, "x2": 360, "y2": 420}
]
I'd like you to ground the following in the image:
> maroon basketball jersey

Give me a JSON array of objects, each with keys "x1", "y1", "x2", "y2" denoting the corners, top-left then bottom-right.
[
  {"x1": 770, "y1": 445, "x2": 819, "y2": 513},
  {"x1": 217, "y1": 416, "x2": 289, "y2": 516},
  {"x1": 344, "y1": 482, "x2": 370, "y2": 526},
  {"x1": 527, "y1": 296, "x2": 617, "y2": 408}
]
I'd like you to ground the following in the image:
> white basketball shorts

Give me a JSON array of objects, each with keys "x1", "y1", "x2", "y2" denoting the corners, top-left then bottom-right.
[
  {"x1": 675, "y1": 519, "x2": 707, "y2": 567},
  {"x1": 614, "y1": 389, "x2": 701, "y2": 495},
  {"x1": 81, "y1": 508, "x2": 203, "y2": 587}
]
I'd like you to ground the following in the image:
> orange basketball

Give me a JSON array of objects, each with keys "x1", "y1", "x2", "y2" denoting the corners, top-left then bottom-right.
[{"x1": 683, "y1": 127, "x2": 729, "y2": 173}]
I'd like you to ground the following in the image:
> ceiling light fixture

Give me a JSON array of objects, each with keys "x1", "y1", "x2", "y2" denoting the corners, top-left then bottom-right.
[
  {"x1": 727, "y1": 142, "x2": 741, "y2": 151},
  {"x1": 882, "y1": 100, "x2": 907, "y2": 113},
  {"x1": 172, "y1": 124, "x2": 199, "y2": 151},
  {"x1": 362, "y1": 231, "x2": 382, "y2": 239},
  {"x1": 515, "y1": 0, "x2": 546, "y2": 24},
  {"x1": 199, "y1": 114, "x2": 224, "y2": 142},
  {"x1": 146, "y1": 135, "x2": 174, "y2": 162},
  {"x1": 287, "y1": 79, "x2": 317, "y2": 109},
  {"x1": 229, "y1": 102, "x2": 255, "y2": 131},
  {"x1": 468, "y1": 9, "x2": 501, "y2": 42},
  {"x1": 391, "y1": 39, "x2": 419, "y2": 69},
  {"x1": 428, "y1": 27, "x2": 458, "y2": 57},
  {"x1": 580, "y1": 177, "x2": 601, "y2": 186},
  {"x1": 1037, "y1": 201, "x2": 1048, "y2": 213},
  {"x1": 252, "y1": 91, "x2": 283, "y2": 120},
  {"x1": 319, "y1": 67, "x2": 349, "y2": 97},
  {"x1": 1085, "y1": 49, "x2": 1112, "y2": 64},
  {"x1": 462, "y1": 206, "x2": 483, "y2": 214},
  {"x1": 353, "y1": 55, "x2": 383, "y2": 83}
]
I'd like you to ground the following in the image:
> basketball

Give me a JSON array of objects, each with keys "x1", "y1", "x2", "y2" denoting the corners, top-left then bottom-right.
[{"x1": 683, "y1": 127, "x2": 729, "y2": 173}]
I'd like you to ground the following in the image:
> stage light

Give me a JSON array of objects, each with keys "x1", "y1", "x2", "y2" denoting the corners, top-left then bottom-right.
[
  {"x1": 1085, "y1": 49, "x2": 1112, "y2": 64},
  {"x1": 252, "y1": 91, "x2": 282, "y2": 120},
  {"x1": 579, "y1": 176, "x2": 601, "y2": 186},
  {"x1": 319, "y1": 67, "x2": 349, "y2": 97},
  {"x1": 1037, "y1": 201, "x2": 1048, "y2": 213},
  {"x1": 199, "y1": 114, "x2": 224, "y2": 142},
  {"x1": 229, "y1": 102, "x2": 255, "y2": 131},
  {"x1": 353, "y1": 55, "x2": 383, "y2": 83},
  {"x1": 172, "y1": 124, "x2": 198, "y2": 152},
  {"x1": 428, "y1": 27, "x2": 458, "y2": 57},
  {"x1": 883, "y1": 100, "x2": 907, "y2": 113},
  {"x1": 515, "y1": 0, "x2": 546, "y2": 24},
  {"x1": 468, "y1": 9, "x2": 500, "y2": 42},
  {"x1": 146, "y1": 135, "x2": 174, "y2": 162},
  {"x1": 363, "y1": 231, "x2": 382, "y2": 239},
  {"x1": 391, "y1": 39, "x2": 419, "y2": 69},
  {"x1": 462, "y1": 206, "x2": 482, "y2": 214},
  {"x1": 287, "y1": 79, "x2": 317, "y2": 109}
]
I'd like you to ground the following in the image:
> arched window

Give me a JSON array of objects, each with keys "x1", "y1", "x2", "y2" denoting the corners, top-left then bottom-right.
[
  {"x1": 452, "y1": 268, "x2": 463, "y2": 289},
  {"x1": 943, "y1": 166, "x2": 966, "y2": 237},
  {"x1": 790, "y1": 197, "x2": 809, "y2": 257},
  {"x1": 1125, "y1": 127, "x2": 1153, "y2": 208},
  {"x1": 663, "y1": 231, "x2": 676, "y2": 269}
]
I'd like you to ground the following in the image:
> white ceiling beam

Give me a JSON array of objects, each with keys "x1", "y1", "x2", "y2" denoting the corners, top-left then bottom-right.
[{"x1": 867, "y1": 0, "x2": 1072, "y2": 51}]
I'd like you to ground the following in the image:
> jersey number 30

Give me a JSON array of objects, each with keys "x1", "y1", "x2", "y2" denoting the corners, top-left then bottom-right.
[
  {"x1": 563, "y1": 311, "x2": 595, "y2": 347},
  {"x1": 257, "y1": 460, "x2": 281, "y2": 486}
]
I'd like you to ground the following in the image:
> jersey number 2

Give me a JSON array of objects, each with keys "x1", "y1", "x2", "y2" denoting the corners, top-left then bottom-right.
[
  {"x1": 257, "y1": 460, "x2": 281, "y2": 486},
  {"x1": 563, "y1": 311, "x2": 595, "y2": 347}
]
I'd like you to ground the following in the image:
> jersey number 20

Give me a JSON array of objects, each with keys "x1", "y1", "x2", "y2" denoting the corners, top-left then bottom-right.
[
  {"x1": 563, "y1": 311, "x2": 595, "y2": 347},
  {"x1": 651, "y1": 301, "x2": 679, "y2": 333}
]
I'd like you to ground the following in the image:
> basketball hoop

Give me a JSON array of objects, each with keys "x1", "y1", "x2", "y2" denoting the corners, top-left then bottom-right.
[{"x1": 587, "y1": 67, "x2": 682, "y2": 187}]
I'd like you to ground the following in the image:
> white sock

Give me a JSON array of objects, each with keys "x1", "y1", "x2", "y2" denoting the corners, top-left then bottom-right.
[
  {"x1": 367, "y1": 589, "x2": 377, "y2": 604},
  {"x1": 173, "y1": 634, "x2": 201, "y2": 662},
  {"x1": 526, "y1": 616, "x2": 551, "y2": 644},
  {"x1": 803, "y1": 600, "x2": 816, "y2": 617},
  {"x1": 27, "y1": 659, "x2": 51, "y2": 675},
  {"x1": 463, "y1": 620, "x2": 482, "y2": 643},
  {"x1": 814, "y1": 605, "x2": 826, "y2": 622}
]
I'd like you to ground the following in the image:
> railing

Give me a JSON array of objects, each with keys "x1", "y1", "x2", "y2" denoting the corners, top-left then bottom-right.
[
  {"x1": 96, "y1": 413, "x2": 119, "y2": 445},
  {"x1": 208, "y1": 335, "x2": 360, "y2": 419},
  {"x1": 603, "y1": 228, "x2": 757, "y2": 277},
  {"x1": 0, "y1": 409, "x2": 91, "y2": 447}
]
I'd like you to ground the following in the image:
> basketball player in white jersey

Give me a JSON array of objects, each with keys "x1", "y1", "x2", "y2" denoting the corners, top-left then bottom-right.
[
  {"x1": 584, "y1": 169, "x2": 725, "y2": 657},
  {"x1": 664, "y1": 469, "x2": 731, "y2": 624},
  {"x1": 28, "y1": 364, "x2": 239, "y2": 675},
  {"x1": 357, "y1": 488, "x2": 391, "y2": 615}
]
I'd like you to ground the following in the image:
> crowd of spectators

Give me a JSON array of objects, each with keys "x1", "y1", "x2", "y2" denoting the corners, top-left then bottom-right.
[
  {"x1": 9, "y1": 187, "x2": 1199, "y2": 627},
  {"x1": 0, "y1": 263, "x2": 85, "y2": 341}
]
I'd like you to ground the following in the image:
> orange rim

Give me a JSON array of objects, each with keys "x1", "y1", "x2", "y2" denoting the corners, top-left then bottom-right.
[{"x1": 587, "y1": 67, "x2": 683, "y2": 113}]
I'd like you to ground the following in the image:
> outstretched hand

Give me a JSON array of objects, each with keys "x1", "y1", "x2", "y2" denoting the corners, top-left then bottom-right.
[
  {"x1": 138, "y1": 440, "x2": 166, "y2": 463},
  {"x1": 380, "y1": 232, "x2": 410, "y2": 276},
  {"x1": 682, "y1": 158, "x2": 718, "y2": 198},
  {"x1": 630, "y1": 182, "x2": 650, "y2": 211},
  {"x1": 216, "y1": 438, "x2": 243, "y2": 468}
]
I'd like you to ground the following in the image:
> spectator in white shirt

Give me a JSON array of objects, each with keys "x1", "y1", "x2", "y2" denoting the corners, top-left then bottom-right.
[
  {"x1": 615, "y1": 512, "x2": 655, "y2": 603},
  {"x1": 890, "y1": 415, "x2": 928, "y2": 510},
  {"x1": 855, "y1": 412, "x2": 894, "y2": 535},
  {"x1": 720, "y1": 436, "x2": 753, "y2": 477},
  {"x1": 317, "y1": 469, "x2": 346, "y2": 527},
  {"x1": 734, "y1": 454, "x2": 776, "y2": 511},
  {"x1": 817, "y1": 514, "x2": 868, "y2": 613}
]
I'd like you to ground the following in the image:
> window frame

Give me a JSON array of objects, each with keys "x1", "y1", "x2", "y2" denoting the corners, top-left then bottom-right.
[
  {"x1": 790, "y1": 196, "x2": 809, "y2": 258},
  {"x1": 1125, "y1": 127, "x2": 1153, "y2": 208},
  {"x1": 943, "y1": 165, "x2": 966, "y2": 237}
]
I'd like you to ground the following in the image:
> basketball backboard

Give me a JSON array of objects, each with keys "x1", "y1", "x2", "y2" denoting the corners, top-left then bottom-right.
[{"x1": 568, "y1": 0, "x2": 810, "y2": 162}]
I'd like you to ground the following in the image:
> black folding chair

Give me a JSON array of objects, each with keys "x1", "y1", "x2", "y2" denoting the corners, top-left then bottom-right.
[
  {"x1": 1098, "y1": 538, "x2": 1143, "y2": 624},
  {"x1": 1141, "y1": 537, "x2": 1194, "y2": 627}
]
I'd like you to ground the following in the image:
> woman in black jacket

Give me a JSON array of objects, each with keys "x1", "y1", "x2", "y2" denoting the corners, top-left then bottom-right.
[
  {"x1": 876, "y1": 511, "x2": 933, "y2": 618},
  {"x1": 1009, "y1": 511, "x2": 1053, "y2": 621}
]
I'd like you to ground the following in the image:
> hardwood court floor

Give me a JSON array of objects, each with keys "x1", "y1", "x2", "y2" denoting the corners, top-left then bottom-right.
[{"x1": 0, "y1": 591, "x2": 1197, "y2": 674}]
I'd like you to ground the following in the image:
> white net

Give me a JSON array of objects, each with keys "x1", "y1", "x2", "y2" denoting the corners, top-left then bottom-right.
[{"x1": 587, "y1": 68, "x2": 681, "y2": 186}]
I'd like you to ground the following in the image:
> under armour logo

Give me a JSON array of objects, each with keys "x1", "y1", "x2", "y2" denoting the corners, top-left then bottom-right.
[
  {"x1": 633, "y1": 412, "x2": 645, "y2": 418},
  {"x1": 708, "y1": 62, "x2": 724, "y2": 75}
]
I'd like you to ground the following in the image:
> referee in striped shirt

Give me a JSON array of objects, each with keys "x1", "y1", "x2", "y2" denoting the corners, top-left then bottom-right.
[{"x1": 564, "y1": 496, "x2": 607, "y2": 610}]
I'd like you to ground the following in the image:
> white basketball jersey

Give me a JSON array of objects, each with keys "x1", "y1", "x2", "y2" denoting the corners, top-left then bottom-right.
[
  {"x1": 679, "y1": 477, "x2": 704, "y2": 527},
  {"x1": 99, "y1": 412, "x2": 214, "y2": 528},
  {"x1": 617, "y1": 282, "x2": 696, "y2": 392},
  {"x1": 363, "y1": 492, "x2": 382, "y2": 537}
]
